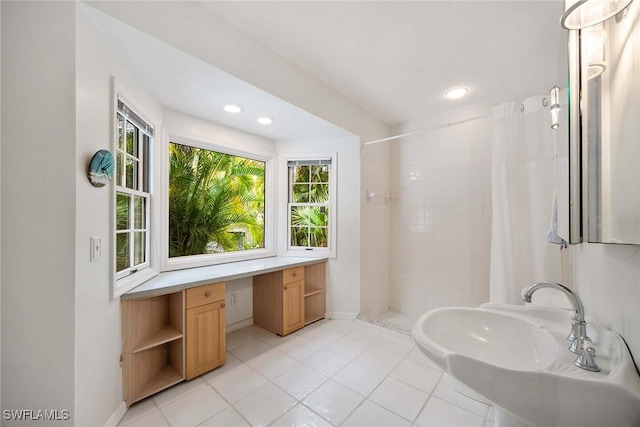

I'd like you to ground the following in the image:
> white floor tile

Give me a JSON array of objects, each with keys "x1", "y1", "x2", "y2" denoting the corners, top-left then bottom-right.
[
  {"x1": 258, "y1": 331, "x2": 299, "y2": 348},
  {"x1": 332, "y1": 361, "x2": 385, "y2": 397},
  {"x1": 273, "y1": 364, "x2": 327, "y2": 400},
  {"x1": 201, "y1": 352, "x2": 243, "y2": 383},
  {"x1": 247, "y1": 348, "x2": 298, "y2": 380},
  {"x1": 304, "y1": 348, "x2": 351, "y2": 377},
  {"x1": 432, "y1": 381, "x2": 489, "y2": 418},
  {"x1": 210, "y1": 364, "x2": 268, "y2": 403},
  {"x1": 120, "y1": 398, "x2": 157, "y2": 426},
  {"x1": 233, "y1": 383, "x2": 297, "y2": 427},
  {"x1": 278, "y1": 335, "x2": 326, "y2": 361},
  {"x1": 152, "y1": 378, "x2": 207, "y2": 408},
  {"x1": 344, "y1": 329, "x2": 382, "y2": 346},
  {"x1": 226, "y1": 330, "x2": 256, "y2": 351},
  {"x1": 303, "y1": 380, "x2": 364, "y2": 425},
  {"x1": 353, "y1": 346, "x2": 403, "y2": 375},
  {"x1": 230, "y1": 339, "x2": 273, "y2": 363},
  {"x1": 240, "y1": 325, "x2": 271, "y2": 338},
  {"x1": 389, "y1": 359, "x2": 442, "y2": 394},
  {"x1": 270, "y1": 403, "x2": 334, "y2": 427},
  {"x1": 132, "y1": 320, "x2": 496, "y2": 427},
  {"x1": 415, "y1": 396, "x2": 485, "y2": 427},
  {"x1": 160, "y1": 386, "x2": 228, "y2": 427},
  {"x1": 369, "y1": 377, "x2": 428, "y2": 421},
  {"x1": 198, "y1": 406, "x2": 250, "y2": 427},
  {"x1": 405, "y1": 348, "x2": 442, "y2": 370},
  {"x1": 342, "y1": 400, "x2": 410, "y2": 427},
  {"x1": 123, "y1": 410, "x2": 170, "y2": 427},
  {"x1": 326, "y1": 336, "x2": 371, "y2": 359},
  {"x1": 370, "y1": 335, "x2": 414, "y2": 358}
]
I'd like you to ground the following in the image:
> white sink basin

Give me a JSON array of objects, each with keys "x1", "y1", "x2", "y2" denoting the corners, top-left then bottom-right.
[
  {"x1": 412, "y1": 304, "x2": 640, "y2": 427},
  {"x1": 416, "y1": 307, "x2": 557, "y2": 371}
]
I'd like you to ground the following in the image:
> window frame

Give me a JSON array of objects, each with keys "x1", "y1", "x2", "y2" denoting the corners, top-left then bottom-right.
[
  {"x1": 280, "y1": 152, "x2": 337, "y2": 258},
  {"x1": 160, "y1": 135, "x2": 277, "y2": 272},
  {"x1": 112, "y1": 85, "x2": 159, "y2": 299}
]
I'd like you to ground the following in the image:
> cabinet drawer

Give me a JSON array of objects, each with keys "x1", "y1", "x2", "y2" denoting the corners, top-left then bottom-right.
[
  {"x1": 283, "y1": 267, "x2": 304, "y2": 284},
  {"x1": 186, "y1": 282, "x2": 225, "y2": 309}
]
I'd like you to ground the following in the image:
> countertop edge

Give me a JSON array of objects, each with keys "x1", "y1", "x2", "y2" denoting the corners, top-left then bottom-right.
[{"x1": 121, "y1": 257, "x2": 327, "y2": 300}]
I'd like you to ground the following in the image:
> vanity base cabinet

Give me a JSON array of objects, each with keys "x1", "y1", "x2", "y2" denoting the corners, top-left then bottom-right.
[
  {"x1": 253, "y1": 267, "x2": 305, "y2": 336},
  {"x1": 304, "y1": 262, "x2": 326, "y2": 325},
  {"x1": 121, "y1": 293, "x2": 184, "y2": 406},
  {"x1": 185, "y1": 283, "x2": 226, "y2": 380}
]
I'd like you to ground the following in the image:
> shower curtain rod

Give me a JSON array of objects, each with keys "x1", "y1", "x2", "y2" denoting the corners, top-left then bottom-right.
[{"x1": 362, "y1": 113, "x2": 492, "y2": 146}]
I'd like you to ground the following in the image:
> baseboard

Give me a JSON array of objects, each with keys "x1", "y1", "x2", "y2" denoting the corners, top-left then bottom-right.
[
  {"x1": 226, "y1": 317, "x2": 253, "y2": 333},
  {"x1": 325, "y1": 312, "x2": 358, "y2": 320},
  {"x1": 104, "y1": 401, "x2": 127, "y2": 427}
]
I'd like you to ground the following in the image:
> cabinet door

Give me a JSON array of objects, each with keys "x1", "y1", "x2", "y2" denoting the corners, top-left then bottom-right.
[
  {"x1": 282, "y1": 279, "x2": 304, "y2": 336},
  {"x1": 185, "y1": 301, "x2": 225, "y2": 380}
]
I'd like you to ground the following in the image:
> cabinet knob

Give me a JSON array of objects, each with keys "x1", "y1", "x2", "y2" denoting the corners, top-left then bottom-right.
[
  {"x1": 292, "y1": 272, "x2": 297, "y2": 277},
  {"x1": 221, "y1": 302, "x2": 226, "y2": 308},
  {"x1": 204, "y1": 291, "x2": 211, "y2": 297},
  {"x1": 284, "y1": 286, "x2": 288, "y2": 290}
]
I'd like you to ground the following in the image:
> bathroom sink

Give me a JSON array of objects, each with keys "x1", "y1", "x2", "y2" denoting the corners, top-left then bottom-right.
[
  {"x1": 414, "y1": 307, "x2": 557, "y2": 371},
  {"x1": 412, "y1": 304, "x2": 640, "y2": 427}
]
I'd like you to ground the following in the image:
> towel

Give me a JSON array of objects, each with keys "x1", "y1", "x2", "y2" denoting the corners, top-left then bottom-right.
[{"x1": 547, "y1": 190, "x2": 568, "y2": 247}]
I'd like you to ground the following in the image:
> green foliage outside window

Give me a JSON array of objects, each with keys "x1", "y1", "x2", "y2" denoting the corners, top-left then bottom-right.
[
  {"x1": 289, "y1": 163, "x2": 330, "y2": 248},
  {"x1": 169, "y1": 143, "x2": 265, "y2": 257}
]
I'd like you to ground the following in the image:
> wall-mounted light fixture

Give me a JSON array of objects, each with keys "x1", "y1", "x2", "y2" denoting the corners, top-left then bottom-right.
[
  {"x1": 550, "y1": 86, "x2": 561, "y2": 129},
  {"x1": 560, "y1": 0, "x2": 633, "y2": 29}
]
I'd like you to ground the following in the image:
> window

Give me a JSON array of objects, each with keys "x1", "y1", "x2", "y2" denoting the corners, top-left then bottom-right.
[
  {"x1": 168, "y1": 141, "x2": 267, "y2": 261},
  {"x1": 115, "y1": 100, "x2": 152, "y2": 281},
  {"x1": 287, "y1": 158, "x2": 335, "y2": 254}
]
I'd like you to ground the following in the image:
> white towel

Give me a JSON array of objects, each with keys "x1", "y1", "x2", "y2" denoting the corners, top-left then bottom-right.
[{"x1": 547, "y1": 190, "x2": 568, "y2": 247}]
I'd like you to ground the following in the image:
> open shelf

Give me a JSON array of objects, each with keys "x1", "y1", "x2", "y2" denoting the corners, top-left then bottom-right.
[
  {"x1": 304, "y1": 288, "x2": 323, "y2": 298},
  {"x1": 123, "y1": 292, "x2": 185, "y2": 406},
  {"x1": 133, "y1": 324, "x2": 183, "y2": 353},
  {"x1": 134, "y1": 363, "x2": 183, "y2": 403}
]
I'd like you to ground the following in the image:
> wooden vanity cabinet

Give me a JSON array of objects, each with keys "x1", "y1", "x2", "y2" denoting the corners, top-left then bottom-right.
[
  {"x1": 185, "y1": 282, "x2": 226, "y2": 380},
  {"x1": 254, "y1": 267, "x2": 305, "y2": 336},
  {"x1": 121, "y1": 293, "x2": 185, "y2": 406}
]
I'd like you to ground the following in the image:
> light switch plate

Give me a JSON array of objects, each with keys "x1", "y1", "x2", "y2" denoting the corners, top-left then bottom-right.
[{"x1": 90, "y1": 236, "x2": 102, "y2": 262}]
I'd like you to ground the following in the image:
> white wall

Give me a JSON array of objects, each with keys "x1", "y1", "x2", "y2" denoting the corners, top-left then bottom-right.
[
  {"x1": 388, "y1": 106, "x2": 493, "y2": 315},
  {"x1": 74, "y1": 4, "x2": 163, "y2": 425},
  {"x1": 572, "y1": 227, "x2": 640, "y2": 372},
  {"x1": 1, "y1": 2, "x2": 77, "y2": 424},
  {"x1": 360, "y1": 142, "x2": 392, "y2": 316},
  {"x1": 277, "y1": 138, "x2": 361, "y2": 315},
  {"x1": 0, "y1": 2, "x2": 3, "y2": 415}
]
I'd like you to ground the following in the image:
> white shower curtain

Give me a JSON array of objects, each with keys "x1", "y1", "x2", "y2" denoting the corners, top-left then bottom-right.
[{"x1": 490, "y1": 95, "x2": 564, "y2": 305}]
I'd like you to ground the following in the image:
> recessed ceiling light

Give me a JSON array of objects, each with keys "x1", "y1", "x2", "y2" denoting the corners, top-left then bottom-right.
[
  {"x1": 224, "y1": 104, "x2": 243, "y2": 114},
  {"x1": 257, "y1": 117, "x2": 273, "y2": 125},
  {"x1": 445, "y1": 87, "x2": 469, "y2": 100}
]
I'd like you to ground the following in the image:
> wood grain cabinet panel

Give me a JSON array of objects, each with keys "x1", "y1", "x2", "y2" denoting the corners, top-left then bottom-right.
[{"x1": 185, "y1": 300, "x2": 225, "y2": 380}]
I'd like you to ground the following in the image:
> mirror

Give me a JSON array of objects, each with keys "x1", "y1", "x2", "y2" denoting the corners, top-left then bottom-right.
[{"x1": 572, "y1": 1, "x2": 640, "y2": 244}]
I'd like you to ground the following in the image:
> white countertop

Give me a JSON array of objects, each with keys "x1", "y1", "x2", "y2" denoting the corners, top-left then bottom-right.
[{"x1": 122, "y1": 256, "x2": 327, "y2": 300}]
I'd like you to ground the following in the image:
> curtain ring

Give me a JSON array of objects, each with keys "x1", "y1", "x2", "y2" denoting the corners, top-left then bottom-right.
[{"x1": 520, "y1": 104, "x2": 525, "y2": 112}]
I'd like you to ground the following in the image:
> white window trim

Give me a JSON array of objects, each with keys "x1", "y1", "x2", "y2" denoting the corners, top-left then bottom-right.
[
  {"x1": 111, "y1": 79, "x2": 159, "y2": 299},
  {"x1": 159, "y1": 134, "x2": 277, "y2": 272},
  {"x1": 279, "y1": 152, "x2": 337, "y2": 258}
]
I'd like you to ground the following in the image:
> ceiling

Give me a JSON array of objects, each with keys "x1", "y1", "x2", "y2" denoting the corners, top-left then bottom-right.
[
  {"x1": 202, "y1": 1, "x2": 567, "y2": 125},
  {"x1": 86, "y1": 1, "x2": 567, "y2": 140}
]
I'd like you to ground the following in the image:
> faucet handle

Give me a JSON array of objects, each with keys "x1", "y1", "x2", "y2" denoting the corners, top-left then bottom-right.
[{"x1": 574, "y1": 337, "x2": 600, "y2": 372}]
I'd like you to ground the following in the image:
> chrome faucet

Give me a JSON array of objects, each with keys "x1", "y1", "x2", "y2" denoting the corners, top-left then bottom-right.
[{"x1": 522, "y1": 282, "x2": 600, "y2": 372}]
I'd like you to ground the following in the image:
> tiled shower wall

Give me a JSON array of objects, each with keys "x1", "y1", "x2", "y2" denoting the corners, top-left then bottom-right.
[
  {"x1": 389, "y1": 115, "x2": 493, "y2": 316},
  {"x1": 360, "y1": 141, "x2": 392, "y2": 316}
]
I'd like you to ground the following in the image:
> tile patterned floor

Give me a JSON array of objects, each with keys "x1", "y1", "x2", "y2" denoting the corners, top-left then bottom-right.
[{"x1": 119, "y1": 319, "x2": 495, "y2": 427}]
